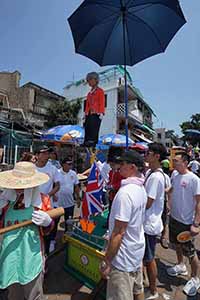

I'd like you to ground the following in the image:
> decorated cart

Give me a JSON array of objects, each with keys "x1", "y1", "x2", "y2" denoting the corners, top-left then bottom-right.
[{"x1": 63, "y1": 210, "x2": 108, "y2": 298}]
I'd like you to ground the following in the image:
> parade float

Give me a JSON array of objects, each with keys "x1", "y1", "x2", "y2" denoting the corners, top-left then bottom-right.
[
  {"x1": 62, "y1": 158, "x2": 108, "y2": 296},
  {"x1": 63, "y1": 210, "x2": 108, "y2": 292},
  {"x1": 63, "y1": 134, "x2": 135, "y2": 296},
  {"x1": 41, "y1": 127, "x2": 136, "y2": 296}
]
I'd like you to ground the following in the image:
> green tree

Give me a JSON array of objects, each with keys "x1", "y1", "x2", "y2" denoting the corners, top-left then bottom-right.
[
  {"x1": 46, "y1": 99, "x2": 81, "y2": 128},
  {"x1": 180, "y1": 113, "x2": 200, "y2": 133}
]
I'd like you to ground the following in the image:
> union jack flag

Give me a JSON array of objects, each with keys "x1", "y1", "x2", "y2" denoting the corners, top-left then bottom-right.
[{"x1": 81, "y1": 161, "x2": 104, "y2": 218}]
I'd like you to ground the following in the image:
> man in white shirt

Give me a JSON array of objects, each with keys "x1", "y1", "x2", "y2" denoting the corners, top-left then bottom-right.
[
  {"x1": 188, "y1": 154, "x2": 200, "y2": 176},
  {"x1": 167, "y1": 152, "x2": 200, "y2": 297},
  {"x1": 35, "y1": 146, "x2": 60, "y2": 254},
  {"x1": 58, "y1": 158, "x2": 80, "y2": 231},
  {"x1": 144, "y1": 142, "x2": 167, "y2": 300},
  {"x1": 100, "y1": 150, "x2": 147, "y2": 300},
  {"x1": 35, "y1": 146, "x2": 60, "y2": 203}
]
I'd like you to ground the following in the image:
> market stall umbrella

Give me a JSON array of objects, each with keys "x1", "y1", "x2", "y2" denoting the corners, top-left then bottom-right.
[
  {"x1": 184, "y1": 129, "x2": 200, "y2": 137},
  {"x1": 68, "y1": 0, "x2": 186, "y2": 148},
  {"x1": 98, "y1": 133, "x2": 134, "y2": 147},
  {"x1": 131, "y1": 142, "x2": 149, "y2": 151},
  {"x1": 41, "y1": 125, "x2": 84, "y2": 144}
]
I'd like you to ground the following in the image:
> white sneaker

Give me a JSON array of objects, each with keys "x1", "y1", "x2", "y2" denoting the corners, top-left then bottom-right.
[
  {"x1": 49, "y1": 240, "x2": 56, "y2": 253},
  {"x1": 183, "y1": 277, "x2": 200, "y2": 296},
  {"x1": 167, "y1": 264, "x2": 188, "y2": 277},
  {"x1": 145, "y1": 291, "x2": 159, "y2": 300}
]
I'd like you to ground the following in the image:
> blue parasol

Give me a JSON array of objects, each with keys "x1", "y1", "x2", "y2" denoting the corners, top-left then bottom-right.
[
  {"x1": 97, "y1": 133, "x2": 134, "y2": 148},
  {"x1": 184, "y1": 129, "x2": 200, "y2": 137},
  {"x1": 41, "y1": 125, "x2": 84, "y2": 144}
]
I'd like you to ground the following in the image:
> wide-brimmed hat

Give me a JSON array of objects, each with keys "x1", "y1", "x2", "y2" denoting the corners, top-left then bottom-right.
[{"x1": 0, "y1": 162, "x2": 49, "y2": 189}]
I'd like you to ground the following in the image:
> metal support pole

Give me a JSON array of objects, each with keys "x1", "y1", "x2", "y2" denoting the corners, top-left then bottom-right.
[
  {"x1": 9, "y1": 122, "x2": 13, "y2": 164},
  {"x1": 14, "y1": 145, "x2": 18, "y2": 165},
  {"x1": 3, "y1": 145, "x2": 6, "y2": 164},
  {"x1": 121, "y1": 2, "x2": 129, "y2": 149}
]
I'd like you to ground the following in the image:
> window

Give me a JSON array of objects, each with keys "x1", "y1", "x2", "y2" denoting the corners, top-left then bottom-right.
[
  {"x1": 105, "y1": 94, "x2": 107, "y2": 107},
  {"x1": 138, "y1": 101, "x2": 143, "y2": 110},
  {"x1": 157, "y1": 133, "x2": 161, "y2": 139}
]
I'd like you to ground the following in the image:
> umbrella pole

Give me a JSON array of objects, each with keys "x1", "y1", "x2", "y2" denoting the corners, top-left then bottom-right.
[
  {"x1": 122, "y1": 5, "x2": 129, "y2": 150},
  {"x1": 124, "y1": 65, "x2": 128, "y2": 150}
]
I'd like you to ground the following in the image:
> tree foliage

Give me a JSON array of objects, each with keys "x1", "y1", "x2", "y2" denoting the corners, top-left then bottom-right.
[
  {"x1": 46, "y1": 99, "x2": 82, "y2": 128},
  {"x1": 180, "y1": 113, "x2": 200, "y2": 133}
]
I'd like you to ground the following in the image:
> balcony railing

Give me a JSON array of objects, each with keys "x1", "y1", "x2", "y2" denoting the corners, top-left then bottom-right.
[
  {"x1": 117, "y1": 100, "x2": 137, "y2": 116},
  {"x1": 117, "y1": 101, "x2": 144, "y2": 123},
  {"x1": 33, "y1": 106, "x2": 48, "y2": 116}
]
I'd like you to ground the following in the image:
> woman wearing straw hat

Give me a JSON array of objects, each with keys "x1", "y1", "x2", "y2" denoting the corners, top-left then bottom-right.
[{"x1": 0, "y1": 162, "x2": 54, "y2": 300}]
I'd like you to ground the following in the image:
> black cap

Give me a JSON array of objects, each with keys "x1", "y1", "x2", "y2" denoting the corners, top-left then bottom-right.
[
  {"x1": 36, "y1": 145, "x2": 50, "y2": 154},
  {"x1": 107, "y1": 146, "x2": 124, "y2": 163},
  {"x1": 61, "y1": 157, "x2": 73, "y2": 165},
  {"x1": 117, "y1": 150, "x2": 144, "y2": 168}
]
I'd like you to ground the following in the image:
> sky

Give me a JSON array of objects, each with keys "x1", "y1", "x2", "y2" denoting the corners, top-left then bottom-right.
[{"x1": 0, "y1": 0, "x2": 199, "y2": 134}]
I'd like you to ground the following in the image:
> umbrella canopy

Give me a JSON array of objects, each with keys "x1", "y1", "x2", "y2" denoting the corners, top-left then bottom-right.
[
  {"x1": 41, "y1": 125, "x2": 84, "y2": 144},
  {"x1": 184, "y1": 129, "x2": 200, "y2": 137},
  {"x1": 68, "y1": 0, "x2": 186, "y2": 148},
  {"x1": 131, "y1": 142, "x2": 149, "y2": 151},
  {"x1": 98, "y1": 133, "x2": 134, "y2": 147},
  {"x1": 68, "y1": 0, "x2": 186, "y2": 66}
]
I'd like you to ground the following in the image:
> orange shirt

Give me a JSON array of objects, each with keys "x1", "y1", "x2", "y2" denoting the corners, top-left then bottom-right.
[{"x1": 85, "y1": 87, "x2": 105, "y2": 115}]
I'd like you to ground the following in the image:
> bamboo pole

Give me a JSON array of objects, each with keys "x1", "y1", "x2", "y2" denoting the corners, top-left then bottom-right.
[{"x1": 0, "y1": 207, "x2": 64, "y2": 235}]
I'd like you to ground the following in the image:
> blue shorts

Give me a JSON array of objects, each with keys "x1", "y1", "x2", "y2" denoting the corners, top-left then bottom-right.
[{"x1": 143, "y1": 233, "x2": 157, "y2": 263}]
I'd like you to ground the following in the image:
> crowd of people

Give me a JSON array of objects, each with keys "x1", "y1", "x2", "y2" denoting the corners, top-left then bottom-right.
[
  {"x1": 0, "y1": 142, "x2": 200, "y2": 300},
  {"x1": 100, "y1": 143, "x2": 200, "y2": 300}
]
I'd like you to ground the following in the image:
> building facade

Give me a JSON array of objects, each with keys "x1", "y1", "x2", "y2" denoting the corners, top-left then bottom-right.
[
  {"x1": 64, "y1": 66, "x2": 155, "y2": 141},
  {"x1": 0, "y1": 71, "x2": 65, "y2": 129},
  {"x1": 153, "y1": 128, "x2": 178, "y2": 149}
]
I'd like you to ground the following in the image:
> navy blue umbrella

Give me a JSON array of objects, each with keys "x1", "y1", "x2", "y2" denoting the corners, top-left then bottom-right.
[
  {"x1": 68, "y1": 0, "x2": 186, "y2": 147},
  {"x1": 184, "y1": 129, "x2": 200, "y2": 137}
]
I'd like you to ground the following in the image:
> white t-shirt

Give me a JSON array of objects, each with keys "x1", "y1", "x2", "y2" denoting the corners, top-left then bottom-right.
[
  {"x1": 109, "y1": 181, "x2": 147, "y2": 272},
  {"x1": 57, "y1": 169, "x2": 79, "y2": 208},
  {"x1": 171, "y1": 171, "x2": 200, "y2": 224},
  {"x1": 36, "y1": 161, "x2": 60, "y2": 207},
  {"x1": 144, "y1": 169, "x2": 165, "y2": 235},
  {"x1": 188, "y1": 160, "x2": 200, "y2": 174}
]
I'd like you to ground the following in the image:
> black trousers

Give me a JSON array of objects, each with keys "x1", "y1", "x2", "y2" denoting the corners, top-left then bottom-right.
[{"x1": 84, "y1": 114, "x2": 101, "y2": 147}]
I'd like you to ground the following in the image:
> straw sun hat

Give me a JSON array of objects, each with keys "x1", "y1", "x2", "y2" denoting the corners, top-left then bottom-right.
[{"x1": 0, "y1": 162, "x2": 49, "y2": 189}]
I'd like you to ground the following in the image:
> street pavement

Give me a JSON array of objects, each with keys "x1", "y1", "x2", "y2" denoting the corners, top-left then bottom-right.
[{"x1": 44, "y1": 228, "x2": 200, "y2": 300}]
